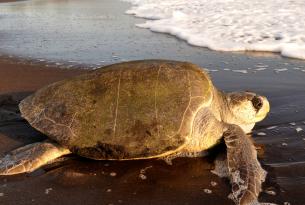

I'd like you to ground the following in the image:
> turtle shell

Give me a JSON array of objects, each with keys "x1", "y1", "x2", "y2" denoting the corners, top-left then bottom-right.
[{"x1": 19, "y1": 60, "x2": 213, "y2": 159}]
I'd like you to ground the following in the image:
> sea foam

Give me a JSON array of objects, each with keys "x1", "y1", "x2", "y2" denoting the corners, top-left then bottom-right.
[{"x1": 122, "y1": 0, "x2": 305, "y2": 60}]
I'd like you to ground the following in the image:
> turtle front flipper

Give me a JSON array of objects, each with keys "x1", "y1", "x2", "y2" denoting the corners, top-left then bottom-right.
[
  {"x1": 223, "y1": 125, "x2": 267, "y2": 205},
  {"x1": 0, "y1": 140, "x2": 71, "y2": 175}
]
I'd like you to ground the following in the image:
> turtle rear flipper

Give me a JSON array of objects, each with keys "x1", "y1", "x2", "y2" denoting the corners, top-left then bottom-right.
[
  {"x1": 224, "y1": 125, "x2": 266, "y2": 205},
  {"x1": 0, "y1": 140, "x2": 70, "y2": 175}
]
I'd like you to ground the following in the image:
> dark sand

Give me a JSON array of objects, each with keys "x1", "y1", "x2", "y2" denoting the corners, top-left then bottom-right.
[
  {"x1": 1, "y1": 0, "x2": 305, "y2": 205},
  {"x1": 0, "y1": 57, "x2": 86, "y2": 94}
]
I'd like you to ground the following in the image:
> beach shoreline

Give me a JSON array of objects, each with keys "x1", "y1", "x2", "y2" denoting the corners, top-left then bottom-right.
[
  {"x1": 0, "y1": 0, "x2": 305, "y2": 204},
  {"x1": 0, "y1": 56, "x2": 87, "y2": 95}
]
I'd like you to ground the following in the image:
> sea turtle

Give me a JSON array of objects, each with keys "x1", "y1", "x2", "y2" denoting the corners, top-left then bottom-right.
[{"x1": 0, "y1": 60, "x2": 270, "y2": 204}]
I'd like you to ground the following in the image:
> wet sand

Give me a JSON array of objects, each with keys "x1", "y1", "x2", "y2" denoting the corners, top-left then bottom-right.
[
  {"x1": 1, "y1": 0, "x2": 305, "y2": 205},
  {"x1": 0, "y1": 57, "x2": 86, "y2": 94}
]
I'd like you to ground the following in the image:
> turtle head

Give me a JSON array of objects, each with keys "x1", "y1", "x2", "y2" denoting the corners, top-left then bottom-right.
[{"x1": 225, "y1": 91, "x2": 270, "y2": 130}]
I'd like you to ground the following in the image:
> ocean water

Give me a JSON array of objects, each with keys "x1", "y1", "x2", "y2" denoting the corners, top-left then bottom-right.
[
  {"x1": 0, "y1": 0, "x2": 305, "y2": 66},
  {"x1": 0, "y1": 0, "x2": 242, "y2": 67},
  {"x1": 123, "y1": 0, "x2": 305, "y2": 60}
]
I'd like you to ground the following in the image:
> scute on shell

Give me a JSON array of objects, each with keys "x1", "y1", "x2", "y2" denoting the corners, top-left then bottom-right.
[{"x1": 19, "y1": 60, "x2": 213, "y2": 159}]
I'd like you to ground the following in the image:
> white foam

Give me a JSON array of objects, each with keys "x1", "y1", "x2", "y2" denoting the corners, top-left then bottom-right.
[
  {"x1": 123, "y1": 0, "x2": 305, "y2": 60},
  {"x1": 256, "y1": 65, "x2": 269, "y2": 68},
  {"x1": 232, "y1": 69, "x2": 248, "y2": 74},
  {"x1": 274, "y1": 68, "x2": 288, "y2": 73},
  {"x1": 267, "y1": 126, "x2": 277, "y2": 130},
  {"x1": 281, "y1": 142, "x2": 288, "y2": 146},
  {"x1": 296, "y1": 127, "x2": 303, "y2": 133},
  {"x1": 255, "y1": 67, "x2": 267, "y2": 71}
]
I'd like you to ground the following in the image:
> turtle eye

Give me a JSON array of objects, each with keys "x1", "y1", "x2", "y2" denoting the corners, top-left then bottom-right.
[{"x1": 251, "y1": 96, "x2": 263, "y2": 111}]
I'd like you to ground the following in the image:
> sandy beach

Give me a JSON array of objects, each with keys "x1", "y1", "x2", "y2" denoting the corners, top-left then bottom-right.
[
  {"x1": 1, "y1": 0, "x2": 305, "y2": 205},
  {"x1": 1, "y1": 58, "x2": 305, "y2": 205}
]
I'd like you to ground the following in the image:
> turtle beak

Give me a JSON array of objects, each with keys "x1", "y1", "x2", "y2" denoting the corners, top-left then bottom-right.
[{"x1": 254, "y1": 96, "x2": 270, "y2": 122}]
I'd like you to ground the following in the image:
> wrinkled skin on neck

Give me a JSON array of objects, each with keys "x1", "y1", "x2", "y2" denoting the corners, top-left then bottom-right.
[{"x1": 210, "y1": 87, "x2": 270, "y2": 133}]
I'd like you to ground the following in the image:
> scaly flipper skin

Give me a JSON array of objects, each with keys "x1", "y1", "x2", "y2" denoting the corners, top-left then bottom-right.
[
  {"x1": 224, "y1": 125, "x2": 266, "y2": 205},
  {"x1": 0, "y1": 140, "x2": 70, "y2": 175}
]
